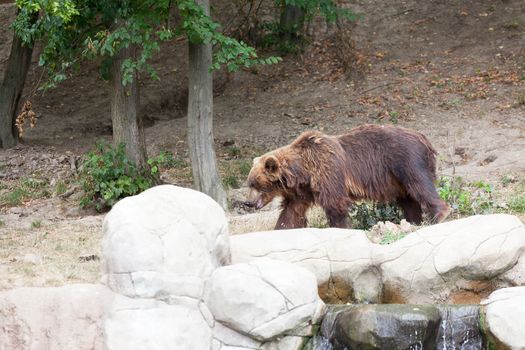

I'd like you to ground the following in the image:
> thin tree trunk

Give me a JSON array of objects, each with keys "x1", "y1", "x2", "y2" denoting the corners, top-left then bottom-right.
[
  {"x1": 187, "y1": 0, "x2": 227, "y2": 209},
  {"x1": 110, "y1": 44, "x2": 148, "y2": 170},
  {"x1": 0, "y1": 10, "x2": 35, "y2": 149},
  {"x1": 279, "y1": 4, "x2": 305, "y2": 43}
]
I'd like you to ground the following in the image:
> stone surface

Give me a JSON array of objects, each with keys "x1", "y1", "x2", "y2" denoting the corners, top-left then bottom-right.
[
  {"x1": 205, "y1": 258, "x2": 325, "y2": 341},
  {"x1": 102, "y1": 185, "x2": 230, "y2": 301},
  {"x1": 105, "y1": 296, "x2": 212, "y2": 350},
  {"x1": 231, "y1": 228, "x2": 377, "y2": 303},
  {"x1": 482, "y1": 286, "x2": 525, "y2": 350},
  {"x1": 231, "y1": 214, "x2": 525, "y2": 304},
  {"x1": 435, "y1": 305, "x2": 483, "y2": 350},
  {"x1": 318, "y1": 304, "x2": 483, "y2": 350},
  {"x1": 378, "y1": 214, "x2": 525, "y2": 304},
  {"x1": 0, "y1": 284, "x2": 113, "y2": 350},
  {"x1": 333, "y1": 304, "x2": 441, "y2": 350}
]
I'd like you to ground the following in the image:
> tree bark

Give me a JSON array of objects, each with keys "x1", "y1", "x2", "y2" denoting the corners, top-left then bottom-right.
[
  {"x1": 110, "y1": 44, "x2": 148, "y2": 170},
  {"x1": 0, "y1": 10, "x2": 35, "y2": 149},
  {"x1": 279, "y1": 4, "x2": 305, "y2": 43},
  {"x1": 187, "y1": 0, "x2": 227, "y2": 209}
]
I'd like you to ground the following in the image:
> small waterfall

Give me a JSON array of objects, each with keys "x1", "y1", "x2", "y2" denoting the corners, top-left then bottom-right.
[
  {"x1": 435, "y1": 305, "x2": 483, "y2": 350},
  {"x1": 304, "y1": 335, "x2": 334, "y2": 350},
  {"x1": 313, "y1": 304, "x2": 484, "y2": 350}
]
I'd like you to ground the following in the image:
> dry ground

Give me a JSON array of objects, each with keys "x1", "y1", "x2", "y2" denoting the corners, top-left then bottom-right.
[{"x1": 0, "y1": 0, "x2": 524, "y2": 290}]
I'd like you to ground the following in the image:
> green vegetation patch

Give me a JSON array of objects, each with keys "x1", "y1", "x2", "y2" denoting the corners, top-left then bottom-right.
[{"x1": 0, "y1": 177, "x2": 50, "y2": 207}]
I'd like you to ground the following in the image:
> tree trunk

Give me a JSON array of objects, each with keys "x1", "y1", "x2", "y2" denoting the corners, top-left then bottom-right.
[
  {"x1": 187, "y1": 0, "x2": 227, "y2": 209},
  {"x1": 279, "y1": 4, "x2": 305, "y2": 43},
  {"x1": 110, "y1": 44, "x2": 148, "y2": 170},
  {"x1": 0, "y1": 10, "x2": 35, "y2": 149}
]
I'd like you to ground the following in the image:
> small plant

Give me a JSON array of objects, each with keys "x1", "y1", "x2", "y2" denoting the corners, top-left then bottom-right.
[
  {"x1": 516, "y1": 92, "x2": 525, "y2": 106},
  {"x1": 31, "y1": 220, "x2": 42, "y2": 229},
  {"x1": 508, "y1": 195, "x2": 525, "y2": 213},
  {"x1": 501, "y1": 174, "x2": 518, "y2": 187},
  {"x1": 79, "y1": 142, "x2": 156, "y2": 211},
  {"x1": 221, "y1": 159, "x2": 253, "y2": 189},
  {"x1": 223, "y1": 174, "x2": 240, "y2": 189},
  {"x1": 226, "y1": 146, "x2": 242, "y2": 158},
  {"x1": 380, "y1": 231, "x2": 406, "y2": 245},
  {"x1": 389, "y1": 111, "x2": 399, "y2": 124},
  {"x1": 0, "y1": 177, "x2": 50, "y2": 207},
  {"x1": 437, "y1": 176, "x2": 494, "y2": 217},
  {"x1": 54, "y1": 180, "x2": 68, "y2": 196},
  {"x1": 502, "y1": 19, "x2": 520, "y2": 30},
  {"x1": 0, "y1": 219, "x2": 4, "y2": 227},
  {"x1": 349, "y1": 202, "x2": 403, "y2": 230},
  {"x1": 147, "y1": 150, "x2": 177, "y2": 175}
]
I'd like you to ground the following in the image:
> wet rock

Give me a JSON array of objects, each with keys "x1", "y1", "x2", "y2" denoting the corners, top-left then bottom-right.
[
  {"x1": 435, "y1": 305, "x2": 483, "y2": 350},
  {"x1": 317, "y1": 304, "x2": 484, "y2": 350},
  {"x1": 332, "y1": 304, "x2": 440, "y2": 350}
]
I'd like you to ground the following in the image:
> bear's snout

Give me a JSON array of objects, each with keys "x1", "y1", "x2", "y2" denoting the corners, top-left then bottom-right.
[{"x1": 245, "y1": 189, "x2": 265, "y2": 209}]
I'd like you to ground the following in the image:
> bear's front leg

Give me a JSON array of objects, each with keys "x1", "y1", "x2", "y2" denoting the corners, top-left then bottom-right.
[
  {"x1": 275, "y1": 198, "x2": 311, "y2": 230},
  {"x1": 324, "y1": 206, "x2": 349, "y2": 228}
]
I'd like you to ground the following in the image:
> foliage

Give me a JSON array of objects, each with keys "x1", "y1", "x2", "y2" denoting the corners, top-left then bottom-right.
[
  {"x1": 147, "y1": 150, "x2": 177, "y2": 175},
  {"x1": 235, "y1": 0, "x2": 358, "y2": 53},
  {"x1": 349, "y1": 202, "x2": 403, "y2": 230},
  {"x1": 0, "y1": 177, "x2": 50, "y2": 207},
  {"x1": 379, "y1": 231, "x2": 406, "y2": 245},
  {"x1": 79, "y1": 142, "x2": 155, "y2": 211},
  {"x1": 13, "y1": 0, "x2": 281, "y2": 89},
  {"x1": 437, "y1": 176, "x2": 494, "y2": 216},
  {"x1": 508, "y1": 195, "x2": 525, "y2": 213},
  {"x1": 31, "y1": 220, "x2": 42, "y2": 229},
  {"x1": 221, "y1": 159, "x2": 252, "y2": 189}
]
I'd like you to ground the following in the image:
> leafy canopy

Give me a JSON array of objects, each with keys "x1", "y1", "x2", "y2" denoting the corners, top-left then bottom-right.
[{"x1": 13, "y1": 0, "x2": 281, "y2": 88}]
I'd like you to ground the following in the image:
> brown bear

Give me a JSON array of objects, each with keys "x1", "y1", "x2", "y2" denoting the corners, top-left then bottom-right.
[{"x1": 244, "y1": 124, "x2": 449, "y2": 229}]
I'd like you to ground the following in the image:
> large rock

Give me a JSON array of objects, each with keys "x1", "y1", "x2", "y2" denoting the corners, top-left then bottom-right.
[
  {"x1": 378, "y1": 214, "x2": 525, "y2": 304},
  {"x1": 205, "y1": 258, "x2": 325, "y2": 342},
  {"x1": 105, "y1": 296, "x2": 213, "y2": 350},
  {"x1": 0, "y1": 284, "x2": 114, "y2": 350},
  {"x1": 231, "y1": 228, "x2": 377, "y2": 303},
  {"x1": 482, "y1": 287, "x2": 525, "y2": 350},
  {"x1": 333, "y1": 304, "x2": 441, "y2": 350},
  {"x1": 102, "y1": 185, "x2": 230, "y2": 302},
  {"x1": 231, "y1": 214, "x2": 525, "y2": 304},
  {"x1": 319, "y1": 304, "x2": 483, "y2": 350}
]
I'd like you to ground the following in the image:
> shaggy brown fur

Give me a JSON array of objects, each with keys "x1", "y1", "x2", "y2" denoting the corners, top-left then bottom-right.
[{"x1": 245, "y1": 124, "x2": 449, "y2": 229}]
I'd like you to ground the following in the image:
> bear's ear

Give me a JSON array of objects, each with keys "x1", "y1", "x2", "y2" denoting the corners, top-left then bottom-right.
[{"x1": 264, "y1": 155, "x2": 280, "y2": 174}]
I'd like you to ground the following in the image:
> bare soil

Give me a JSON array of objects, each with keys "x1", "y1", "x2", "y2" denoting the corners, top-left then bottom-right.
[{"x1": 0, "y1": 0, "x2": 524, "y2": 290}]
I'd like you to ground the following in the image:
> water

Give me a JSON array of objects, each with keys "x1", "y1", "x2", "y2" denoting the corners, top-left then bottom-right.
[{"x1": 315, "y1": 304, "x2": 484, "y2": 350}]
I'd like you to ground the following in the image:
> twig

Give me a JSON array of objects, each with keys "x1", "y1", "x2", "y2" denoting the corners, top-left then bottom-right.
[
  {"x1": 359, "y1": 81, "x2": 400, "y2": 95},
  {"x1": 389, "y1": 8, "x2": 415, "y2": 18}
]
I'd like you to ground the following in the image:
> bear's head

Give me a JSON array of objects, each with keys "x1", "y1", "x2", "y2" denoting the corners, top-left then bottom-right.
[
  {"x1": 244, "y1": 152, "x2": 308, "y2": 209},
  {"x1": 244, "y1": 154, "x2": 283, "y2": 209}
]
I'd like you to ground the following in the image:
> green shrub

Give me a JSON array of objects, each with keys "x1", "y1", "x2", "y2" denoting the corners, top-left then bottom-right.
[
  {"x1": 79, "y1": 142, "x2": 156, "y2": 211},
  {"x1": 437, "y1": 176, "x2": 494, "y2": 216},
  {"x1": 508, "y1": 195, "x2": 525, "y2": 213},
  {"x1": 349, "y1": 202, "x2": 403, "y2": 230}
]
